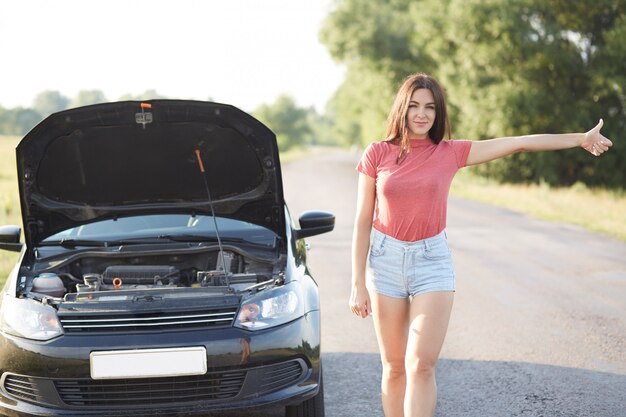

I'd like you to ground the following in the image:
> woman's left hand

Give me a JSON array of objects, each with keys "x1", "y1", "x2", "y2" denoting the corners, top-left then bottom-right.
[{"x1": 582, "y1": 119, "x2": 613, "y2": 156}]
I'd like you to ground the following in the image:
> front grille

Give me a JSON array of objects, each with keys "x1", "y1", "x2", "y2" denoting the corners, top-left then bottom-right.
[
  {"x1": 55, "y1": 371, "x2": 246, "y2": 407},
  {"x1": 259, "y1": 360, "x2": 306, "y2": 394},
  {"x1": 59, "y1": 308, "x2": 238, "y2": 333},
  {"x1": 3, "y1": 375, "x2": 46, "y2": 403},
  {"x1": 2, "y1": 359, "x2": 308, "y2": 409}
]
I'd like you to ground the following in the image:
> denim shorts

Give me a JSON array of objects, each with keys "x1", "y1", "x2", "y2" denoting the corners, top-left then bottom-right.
[{"x1": 366, "y1": 228, "x2": 455, "y2": 299}]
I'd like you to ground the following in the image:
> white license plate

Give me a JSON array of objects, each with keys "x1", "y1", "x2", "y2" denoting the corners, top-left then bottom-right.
[{"x1": 90, "y1": 347, "x2": 207, "y2": 379}]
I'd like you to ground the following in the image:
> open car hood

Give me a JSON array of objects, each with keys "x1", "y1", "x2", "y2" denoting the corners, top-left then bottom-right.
[{"x1": 17, "y1": 100, "x2": 285, "y2": 247}]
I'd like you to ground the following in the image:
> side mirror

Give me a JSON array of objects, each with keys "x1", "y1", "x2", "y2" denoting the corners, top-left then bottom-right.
[
  {"x1": 294, "y1": 211, "x2": 335, "y2": 240},
  {"x1": 0, "y1": 225, "x2": 23, "y2": 252}
]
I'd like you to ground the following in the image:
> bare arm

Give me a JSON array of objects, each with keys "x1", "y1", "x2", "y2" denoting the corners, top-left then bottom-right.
[
  {"x1": 466, "y1": 119, "x2": 613, "y2": 166},
  {"x1": 350, "y1": 173, "x2": 376, "y2": 318}
]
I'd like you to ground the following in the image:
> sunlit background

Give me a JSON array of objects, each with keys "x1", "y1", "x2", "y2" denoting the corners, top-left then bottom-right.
[
  {"x1": 0, "y1": 0, "x2": 624, "y2": 254},
  {"x1": 0, "y1": 0, "x2": 343, "y2": 112}
]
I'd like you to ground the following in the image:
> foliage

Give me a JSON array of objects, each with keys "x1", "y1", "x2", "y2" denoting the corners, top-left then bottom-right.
[
  {"x1": 32, "y1": 90, "x2": 70, "y2": 118},
  {"x1": 320, "y1": 0, "x2": 424, "y2": 147},
  {"x1": 2, "y1": 88, "x2": 327, "y2": 154},
  {"x1": 0, "y1": 136, "x2": 23, "y2": 287},
  {"x1": 305, "y1": 110, "x2": 337, "y2": 146},
  {"x1": 321, "y1": 0, "x2": 626, "y2": 188},
  {"x1": 117, "y1": 89, "x2": 169, "y2": 101},
  {"x1": 253, "y1": 95, "x2": 314, "y2": 151},
  {"x1": 0, "y1": 106, "x2": 42, "y2": 136},
  {"x1": 69, "y1": 89, "x2": 109, "y2": 108},
  {"x1": 323, "y1": 63, "x2": 395, "y2": 147},
  {"x1": 452, "y1": 167, "x2": 626, "y2": 241},
  {"x1": 0, "y1": 89, "x2": 109, "y2": 136}
]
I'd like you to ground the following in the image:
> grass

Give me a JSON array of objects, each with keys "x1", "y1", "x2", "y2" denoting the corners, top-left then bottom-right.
[
  {"x1": 451, "y1": 167, "x2": 626, "y2": 241},
  {"x1": 0, "y1": 136, "x2": 22, "y2": 287},
  {"x1": 0, "y1": 138, "x2": 623, "y2": 288}
]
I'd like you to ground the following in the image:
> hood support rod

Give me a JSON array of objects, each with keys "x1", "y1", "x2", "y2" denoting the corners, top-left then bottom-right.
[{"x1": 195, "y1": 149, "x2": 231, "y2": 288}]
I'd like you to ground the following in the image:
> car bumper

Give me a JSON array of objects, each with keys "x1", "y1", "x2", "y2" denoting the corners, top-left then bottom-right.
[{"x1": 0, "y1": 311, "x2": 321, "y2": 417}]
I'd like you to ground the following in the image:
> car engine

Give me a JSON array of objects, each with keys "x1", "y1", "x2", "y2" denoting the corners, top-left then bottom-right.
[{"x1": 24, "y1": 247, "x2": 280, "y2": 300}]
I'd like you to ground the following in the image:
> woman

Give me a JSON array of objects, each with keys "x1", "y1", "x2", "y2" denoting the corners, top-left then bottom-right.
[{"x1": 349, "y1": 73, "x2": 612, "y2": 417}]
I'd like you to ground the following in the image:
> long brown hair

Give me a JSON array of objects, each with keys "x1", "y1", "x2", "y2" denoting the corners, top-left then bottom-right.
[{"x1": 385, "y1": 73, "x2": 451, "y2": 162}]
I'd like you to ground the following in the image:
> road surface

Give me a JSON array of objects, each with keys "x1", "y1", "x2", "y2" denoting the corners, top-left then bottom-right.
[{"x1": 212, "y1": 149, "x2": 626, "y2": 417}]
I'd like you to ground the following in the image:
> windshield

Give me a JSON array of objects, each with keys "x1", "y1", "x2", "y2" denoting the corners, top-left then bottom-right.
[{"x1": 42, "y1": 214, "x2": 278, "y2": 247}]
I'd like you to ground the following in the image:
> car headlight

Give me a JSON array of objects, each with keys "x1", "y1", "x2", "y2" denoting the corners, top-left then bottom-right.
[
  {"x1": 234, "y1": 282, "x2": 304, "y2": 331},
  {"x1": 0, "y1": 295, "x2": 64, "y2": 341}
]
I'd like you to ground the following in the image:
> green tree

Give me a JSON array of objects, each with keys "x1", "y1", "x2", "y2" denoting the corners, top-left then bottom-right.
[
  {"x1": 435, "y1": 0, "x2": 626, "y2": 186},
  {"x1": 70, "y1": 90, "x2": 108, "y2": 108},
  {"x1": 324, "y1": 63, "x2": 397, "y2": 147},
  {"x1": 253, "y1": 95, "x2": 312, "y2": 151},
  {"x1": 320, "y1": 0, "x2": 427, "y2": 148},
  {"x1": 0, "y1": 107, "x2": 42, "y2": 135},
  {"x1": 306, "y1": 109, "x2": 337, "y2": 147},
  {"x1": 117, "y1": 89, "x2": 169, "y2": 101},
  {"x1": 321, "y1": 0, "x2": 626, "y2": 188},
  {"x1": 32, "y1": 90, "x2": 70, "y2": 118}
]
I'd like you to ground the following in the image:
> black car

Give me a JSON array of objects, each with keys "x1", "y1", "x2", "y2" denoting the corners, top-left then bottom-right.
[{"x1": 0, "y1": 100, "x2": 334, "y2": 417}]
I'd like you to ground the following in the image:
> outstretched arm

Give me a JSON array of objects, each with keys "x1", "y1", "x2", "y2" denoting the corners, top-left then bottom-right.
[{"x1": 466, "y1": 119, "x2": 613, "y2": 166}]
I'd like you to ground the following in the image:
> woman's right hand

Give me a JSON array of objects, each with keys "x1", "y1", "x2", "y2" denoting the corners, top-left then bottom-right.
[{"x1": 349, "y1": 283, "x2": 372, "y2": 318}]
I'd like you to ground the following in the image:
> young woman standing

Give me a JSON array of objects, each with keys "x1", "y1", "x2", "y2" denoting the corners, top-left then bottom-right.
[{"x1": 349, "y1": 73, "x2": 612, "y2": 417}]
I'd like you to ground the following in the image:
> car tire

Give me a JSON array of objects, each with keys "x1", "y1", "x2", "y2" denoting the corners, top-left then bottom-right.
[{"x1": 285, "y1": 368, "x2": 325, "y2": 417}]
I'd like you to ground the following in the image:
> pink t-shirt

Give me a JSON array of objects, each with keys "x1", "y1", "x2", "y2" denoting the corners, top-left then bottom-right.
[{"x1": 357, "y1": 139, "x2": 473, "y2": 241}]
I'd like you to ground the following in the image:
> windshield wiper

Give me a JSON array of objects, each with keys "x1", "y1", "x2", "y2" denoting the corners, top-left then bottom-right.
[
  {"x1": 156, "y1": 234, "x2": 276, "y2": 249},
  {"x1": 40, "y1": 237, "x2": 165, "y2": 248},
  {"x1": 39, "y1": 238, "x2": 109, "y2": 248},
  {"x1": 39, "y1": 235, "x2": 275, "y2": 249}
]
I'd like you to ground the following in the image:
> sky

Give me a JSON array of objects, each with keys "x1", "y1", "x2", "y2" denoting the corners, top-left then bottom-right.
[{"x1": 0, "y1": 0, "x2": 345, "y2": 113}]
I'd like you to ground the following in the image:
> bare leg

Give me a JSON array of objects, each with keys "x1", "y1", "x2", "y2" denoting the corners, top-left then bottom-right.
[
  {"x1": 370, "y1": 292, "x2": 410, "y2": 417},
  {"x1": 404, "y1": 291, "x2": 454, "y2": 417}
]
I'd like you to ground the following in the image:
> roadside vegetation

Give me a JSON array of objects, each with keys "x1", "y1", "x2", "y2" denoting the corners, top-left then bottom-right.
[
  {"x1": 320, "y1": 0, "x2": 626, "y2": 190},
  {"x1": 0, "y1": 135, "x2": 624, "y2": 289},
  {"x1": 0, "y1": 136, "x2": 21, "y2": 287},
  {"x1": 451, "y1": 167, "x2": 626, "y2": 241},
  {"x1": 1, "y1": 1, "x2": 625, "y2": 285}
]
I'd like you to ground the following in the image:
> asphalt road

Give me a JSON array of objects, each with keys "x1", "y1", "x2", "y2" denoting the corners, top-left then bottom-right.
[{"x1": 212, "y1": 149, "x2": 626, "y2": 417}]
